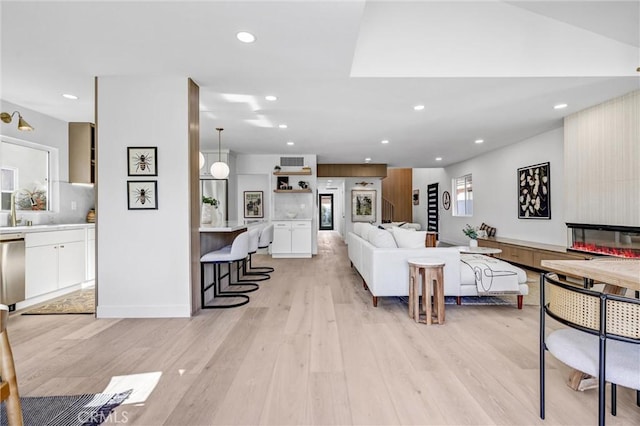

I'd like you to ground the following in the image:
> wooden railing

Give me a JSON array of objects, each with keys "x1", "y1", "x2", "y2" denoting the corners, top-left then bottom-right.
[{"x1": 382, "y1": 198, "x2": 394, "y2": 223}]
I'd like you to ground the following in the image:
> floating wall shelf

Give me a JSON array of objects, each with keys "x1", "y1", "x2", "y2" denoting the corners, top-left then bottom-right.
[
  {"x1": 273, "y1": 170, "x2": 312, "y2": 176},
  {"x1": 274, "y1": 189, "x2": 312, "y2": 193}
]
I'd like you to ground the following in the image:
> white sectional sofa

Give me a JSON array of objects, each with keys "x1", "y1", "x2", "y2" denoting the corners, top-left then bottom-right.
[{"x1": 347, "y1": 223, "x2": 529, "y2": 308}]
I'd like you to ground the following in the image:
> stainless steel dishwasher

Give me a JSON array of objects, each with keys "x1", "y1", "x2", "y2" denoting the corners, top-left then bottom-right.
[{"x1": 0, "y1": 232, "x2": 25, "y2": 309}]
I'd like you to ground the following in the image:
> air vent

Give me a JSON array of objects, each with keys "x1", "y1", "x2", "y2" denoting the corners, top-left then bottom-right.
[{"x1": 280, "y1": 157, "x2": 304, "y2": 167}]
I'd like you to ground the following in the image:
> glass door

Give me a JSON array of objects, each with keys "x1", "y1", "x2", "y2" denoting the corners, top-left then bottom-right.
[{"x1": 319, "y1": 194, "x2": 334, "y2": 230}]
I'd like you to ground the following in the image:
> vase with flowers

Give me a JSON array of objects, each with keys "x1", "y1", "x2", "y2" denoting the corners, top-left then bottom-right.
[
  {"x1": 462, "y1": 224, "x2": 479, "y2": 247},
  {"x1": 201, "y1": 196, "x2": 219, "y2": 224}
]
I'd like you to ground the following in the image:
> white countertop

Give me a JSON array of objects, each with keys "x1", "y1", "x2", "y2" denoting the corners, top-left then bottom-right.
[
  {"x1": 199, "y1": 221, "x2": 249, "y2": 233},
  {"x1": 0, "y1": 223, "x2": 95, "y2": 234}
]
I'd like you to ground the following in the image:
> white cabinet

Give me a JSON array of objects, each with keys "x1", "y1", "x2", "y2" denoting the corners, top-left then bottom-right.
[
  {"x1": 272, "y1": 221, "x2": 312, "y2": 258},
  {"x1": 25, "y1": 229, "x2": 86, "y2": 298},
  {"x1": 87, "y1": 227, "x2": 95, "y2": 281}
]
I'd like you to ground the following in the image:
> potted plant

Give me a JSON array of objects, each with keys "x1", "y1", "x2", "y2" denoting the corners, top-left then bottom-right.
[
  {"x1": 462, "y1": 224, "x2": 479, "y2": 247},
  {"x1": 201, "y1": 196, "x2": 219, "y2": 224}
]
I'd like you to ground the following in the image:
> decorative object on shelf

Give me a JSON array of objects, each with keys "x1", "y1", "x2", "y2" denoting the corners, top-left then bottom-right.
[
  {"x1": 127, "y1": 180, "x2": 158, "y2": 210},
  {"x1": 355, "y1": 181, "x2": 372, "y2": 187},
  {"x1": 274, "y1": 165, "x2": 281, "y2": 172},
  {"x1": 298, "y1": 180, "x2": 308, "y2": 189},
  {"x1": 277, "y1": 176, "x2": 289, "y2": 189},
  {"x1": 479, "y1": 222, "x2": 496, "y2": 237},
  {"x1": 244, "y1": 191, "x2": 263, "y2": 218},
  {"x1": 1, "y1": 110, "x2": 34, "y2": 131},
  {"x1": 442, "y1": 190, "x2": 451, "y2": 210},
  {"x1": 86, "y1": 209, "x2": 96, "y2": 223},
  {"x1": 518, "y1": 161, "x2": 550, "y2": 219},
  {"x1": 211, "y1": 127, "x2": 230, "y2": 179},
  {"x1": 462, "y1": 224, "x2": 479, "y2": 246},
  {"x1": 413, "y1": 189, "x2": 419, "y2": 205},
  {"x1": 286, "y1": 211, "x2": 297, "y2": 219},
  {"x1": 127, "y1": 146, "x2": 157, "y2": 176},
  {"x1": 201, "y1": 196, "x2": 218, "y2": 224},
  {"x1": 352, "y1": 189, "x2": 376, "y2": 222}
]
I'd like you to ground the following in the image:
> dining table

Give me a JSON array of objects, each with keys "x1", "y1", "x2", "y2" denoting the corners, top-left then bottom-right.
[{"x1": 541, "y1": 258, "x2": 640, "y2": 391}]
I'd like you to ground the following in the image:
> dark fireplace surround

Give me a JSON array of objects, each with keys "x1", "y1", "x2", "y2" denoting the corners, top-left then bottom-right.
[{"x1": 567, "y1": 223, "x2": 640, "y2": 259}]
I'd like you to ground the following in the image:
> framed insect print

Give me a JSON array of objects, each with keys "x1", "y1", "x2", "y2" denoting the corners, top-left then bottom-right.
[
  {"x1": 127, "y1": 180, "x2": 158, "y2": 210},
  {"x1": 127, "y1": 146, "x2": 157, "y2": 176}
]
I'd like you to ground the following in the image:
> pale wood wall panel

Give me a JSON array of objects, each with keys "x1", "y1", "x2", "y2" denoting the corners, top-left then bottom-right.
[{"x1": 564, "y1": 90, "x2": 639, "y2": 226}]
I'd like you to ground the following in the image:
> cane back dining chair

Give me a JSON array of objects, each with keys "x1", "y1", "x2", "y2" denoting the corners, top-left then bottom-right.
[
  {"x1": 1, "y1": 304, "x2": 23, "y2": 425},
  {"x1": 540, "y1": 273, "x2": 640, "y2": 426}
]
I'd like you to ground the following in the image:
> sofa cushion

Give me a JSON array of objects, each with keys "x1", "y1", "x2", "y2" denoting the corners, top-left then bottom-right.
[
  {"x1": 368, "y1": 229, "x2": 398, "y2": 248},
  {"x1": 362, "y1": 223, "x2": 377, "y2": 241},
  {"x1": 353, "y1": 222, "x2": 365, "y2": 237},
  {"x1": 391, "y1": 227, "x2": 427, "y2": 248}
]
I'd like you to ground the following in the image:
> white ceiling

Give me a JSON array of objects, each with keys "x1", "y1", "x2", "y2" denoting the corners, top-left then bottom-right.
[{"x1": 1, "y1": 1, "x2": 638, "y2": 167}]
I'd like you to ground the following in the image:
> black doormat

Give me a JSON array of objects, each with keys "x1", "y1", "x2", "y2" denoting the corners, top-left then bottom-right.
[{"x1": 1, "y1": 390, "x2": 131, "y2": 426}]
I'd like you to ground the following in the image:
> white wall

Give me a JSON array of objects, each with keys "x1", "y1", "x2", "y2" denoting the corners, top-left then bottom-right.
[
  {"x1": 343, "y1": 177, "x2": 383, "y2": 239},
  {"x1": 412, "y1": 168, "x2": 446, "y2": 230},
  {"x1": 96, "y1": 76, "x2": 191, "y2": 318},
  {"x1": 414, "y1": 127, "x2": 566, "y2": 246},
  {"x1": 237, "y1": 173, "x2": 270, "y2": 222},
  {"x1": 318, "y1": 178, "x2": 345, "y2": 236}
]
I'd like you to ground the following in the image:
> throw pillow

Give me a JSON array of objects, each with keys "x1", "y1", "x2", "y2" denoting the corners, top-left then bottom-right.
[
  {"x1": 369, "y1": 229, "x2": 398, "y2": 248},
  {"x1": 391, "y1": 226, "x2": 427, "y2": 248}
]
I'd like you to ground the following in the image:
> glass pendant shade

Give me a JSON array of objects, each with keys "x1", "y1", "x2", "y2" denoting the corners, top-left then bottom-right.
[
  {"x1": 211, "y1": 127, "x2": 229, "y2": 179},
  {"x1": 199, "y1": 152, "x2": 205, "y2": 170},
  {"x1": 211, "y1": 161, "x2": 229, "y2": 179}
]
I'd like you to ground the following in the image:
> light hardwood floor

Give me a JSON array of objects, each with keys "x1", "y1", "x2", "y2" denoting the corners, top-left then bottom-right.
[{"x1": 7, "y1": 231, "x2": 640, "y2": 425}]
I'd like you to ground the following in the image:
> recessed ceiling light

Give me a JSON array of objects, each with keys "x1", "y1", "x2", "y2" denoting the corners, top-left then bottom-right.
[
  {"x1": 287, "y1": 141, "x2": 294, "y2": 146},
  {"x1": 365, "y1": 157, "x2": 372, "y2": 162},
  {"x1": 265, "y1": 95, "x2": 277, "y2": 101},
  {"x1": 62, "y1": 93, "x2": 78, "y2": 100},
  {"x1": 554, "y1": 103, "x2": 568, "y2": 110},
  {"x1": 381, "y1": 140, "x2": 389, "y2": 144},
  {"x1": 435, "y1": 157, "x2": 442, "y2": 161},
  {"x1": 236, "y1": 31, "x2": 256, "y2": 43},
  {"x1": 414, "y1": 105, "x2": 425, "y2": 111},
  {"x1": 475, "y1": 139, "x2": 484, "y2": 144},
  {"x1": 278, "y1": 124, "x2": 288, "y2": 129}
]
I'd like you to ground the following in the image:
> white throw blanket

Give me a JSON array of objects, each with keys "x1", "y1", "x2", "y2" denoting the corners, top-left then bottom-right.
[{"x1": 459, "y1": 254, "x2": 523, "y2": 294}]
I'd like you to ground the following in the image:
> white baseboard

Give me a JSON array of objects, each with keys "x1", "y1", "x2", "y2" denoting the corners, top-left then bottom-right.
[{"x1": 96, "y1": 304, "x2": 191, "y2": 318}]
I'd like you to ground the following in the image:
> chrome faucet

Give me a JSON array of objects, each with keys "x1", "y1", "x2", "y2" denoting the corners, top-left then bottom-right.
[{"x1": 9, "y1": 190, "x2": 22, "y2": 227}]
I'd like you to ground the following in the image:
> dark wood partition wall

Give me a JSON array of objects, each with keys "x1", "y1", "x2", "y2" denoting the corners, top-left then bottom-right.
[
  {"x1": 381, "y1": 168, "x2": 413, "y2": 223},
  {"x1": 317, "y1": 163, "x2": 387, "y2": 178},
  {"x1": 188, "y1": 78, "x2": 201, "y2": 314}
]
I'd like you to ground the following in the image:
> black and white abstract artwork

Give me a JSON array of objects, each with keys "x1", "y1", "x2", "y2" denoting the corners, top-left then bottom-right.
[{"x1": 518, "y1": 162, "x2": 550, "y2": 219}]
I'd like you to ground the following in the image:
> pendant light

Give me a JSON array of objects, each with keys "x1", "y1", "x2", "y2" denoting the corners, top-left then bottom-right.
[
  {"x1": 210, "y1": 127, "x2": 229, "y2": 179},
  {"x1": 198, "y1": 152, "x2": 205, "y2": 170}
]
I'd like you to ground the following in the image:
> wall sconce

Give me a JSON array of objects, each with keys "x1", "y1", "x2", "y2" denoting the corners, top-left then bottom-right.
[
  {"x1": 210, "y1": 127, "x2": 229, "y2": 179},
  {"x1": 0, "y1": 111, "x2": 34, "y2": 131}
]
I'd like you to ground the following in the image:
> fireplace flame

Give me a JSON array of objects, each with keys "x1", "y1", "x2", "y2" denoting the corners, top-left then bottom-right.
[{"x1": 571, "y1": 242, "x2": 640, "y2": 259}]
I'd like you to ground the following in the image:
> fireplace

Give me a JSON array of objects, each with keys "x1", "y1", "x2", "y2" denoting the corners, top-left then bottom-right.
[{"x1": 567, "y1": 223, "x2": 640, "y2": 259}]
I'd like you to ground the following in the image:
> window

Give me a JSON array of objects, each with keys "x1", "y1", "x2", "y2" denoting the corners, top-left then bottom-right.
[
  {"x1": 0, "y1": 137, "x2": 51, "y2": 212},
  {"x1": 453, "y1": 174, "x2": 473, "y2": 216}
]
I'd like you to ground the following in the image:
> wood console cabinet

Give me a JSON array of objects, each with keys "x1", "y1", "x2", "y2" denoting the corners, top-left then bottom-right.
[{"x1": 478, "y1": 237, "x2": 591, "y2": 270}]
